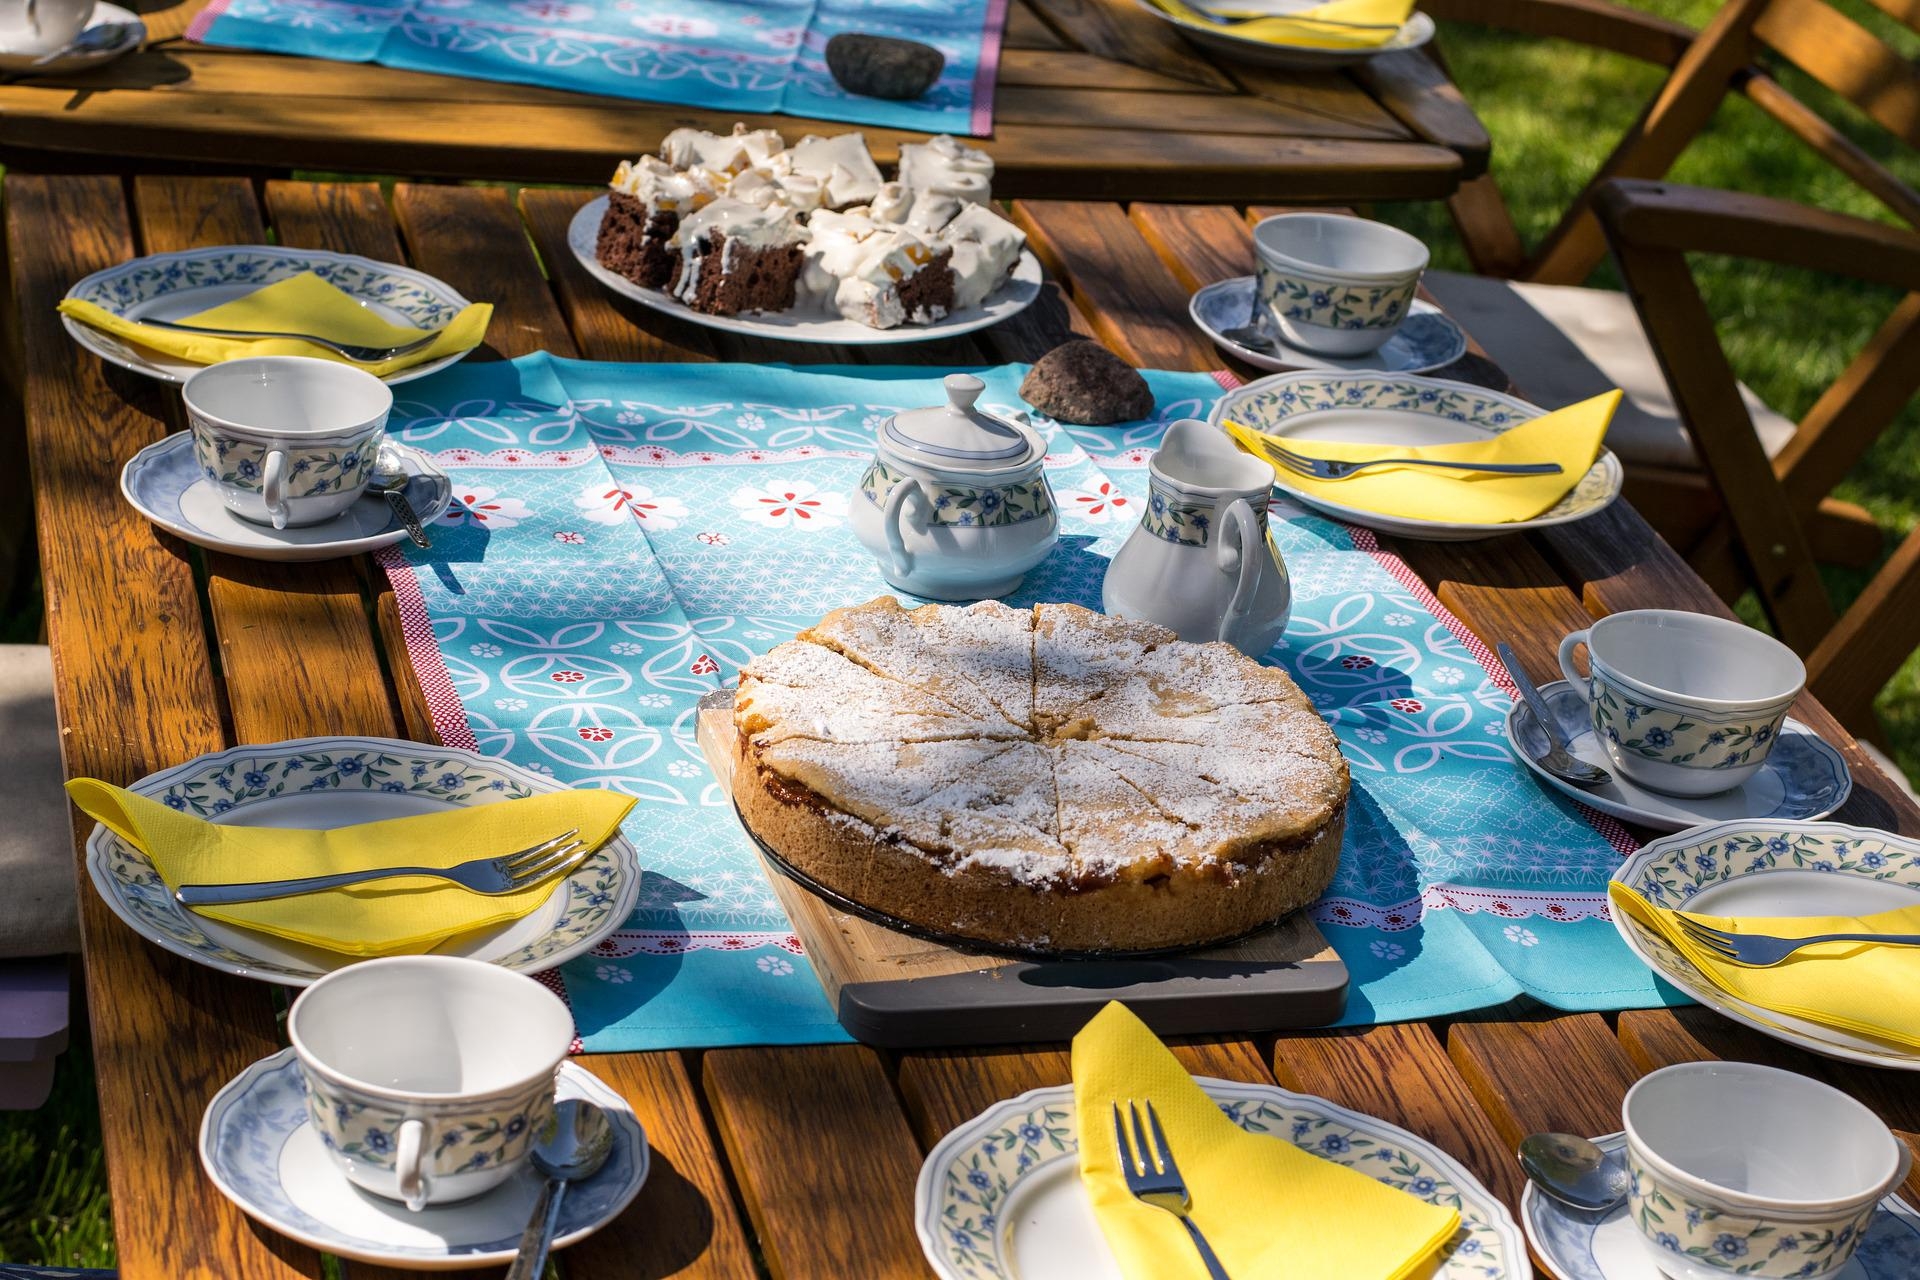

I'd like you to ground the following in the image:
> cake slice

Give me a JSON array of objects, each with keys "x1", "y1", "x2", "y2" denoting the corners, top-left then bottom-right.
[
  {"x1": 898, "y1": 135, "x2": 995, "y2": 205},
  {"x1": 597, "y1": 156, "x2": 726, "y2": 290},
  {"x1": 798, "y1": 210, "x2": 954, "y2": 329},
  {"x1": 665, "y1": 198, "x2": 808, "y2": 316},
  {"x1": 804, "y1": 597, "x2": 1035, "y2": 727},
  {"x1": 939, "y1": 204, "x2": 1027, "y2": 310},
  {"x1": 736, "y1": 637, "x2": 1022, "y2": 745}
]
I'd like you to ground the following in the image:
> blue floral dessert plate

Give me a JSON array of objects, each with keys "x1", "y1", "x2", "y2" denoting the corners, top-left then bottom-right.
[
  {"x1": 1614, "y1": 820, "x2": 1920, "y2": 1071},
  {"x1": 1524, "y1": 1133, "x2": 1920, "y2": 1280},
  {"x1": 121, "y1": 434, "x2": 454, "y2": 563},
  {"x1": 1191, "y1": 277, "x2": 1468, "y2": 376},
  {"x1": 915, "y1": 1078, "x2": 1523, "y2": 1279},
  {"x1": 1209, "y1": 372, "x2": 1624, "y2": 541},
  {"x1": 1507, "y1": 681, "x2": 1851, "y2": 833},
  {"x1": 200, "y1": 1050, "x2": 647, "y2": 1269},
  {"x1": 62, "y1": 244, "x2": 476, "y2": 385},
  {"x1": 83, "y1": 736, "x2": 641, "y2": 986}
]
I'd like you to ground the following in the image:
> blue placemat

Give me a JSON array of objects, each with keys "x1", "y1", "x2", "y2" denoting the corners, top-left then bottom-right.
[
  {"x1": 188, "y1": 0, "x2": 1008, "y2": 136},
  {"x1": 376, "y1": 353, "x2": 1675, "y2": 1051}
]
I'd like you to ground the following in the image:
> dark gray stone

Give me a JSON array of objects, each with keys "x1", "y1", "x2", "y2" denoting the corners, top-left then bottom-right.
[
  {"x1": 1019, "y1": 341, "x2": 1156, "y2": 426},
  {"x1": 825, "y1": 32, "x2": 945, "y2": 101}
]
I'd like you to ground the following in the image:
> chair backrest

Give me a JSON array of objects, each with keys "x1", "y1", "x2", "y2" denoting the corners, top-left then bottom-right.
[{"x1": 1442, "y1": 0, "x2": 1920, "y2": 285}]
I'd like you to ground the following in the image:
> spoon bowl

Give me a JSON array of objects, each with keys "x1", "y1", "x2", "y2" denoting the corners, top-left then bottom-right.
[
  {"x1": 1519, "y1": 1131, "x2": 1629, "y2": 1213},
  {"x1": 1499, "y1": 642, "x2": 1611, "y2": 789},
  {"x1": 504, "y1": 1099, "x2": 616, "y2": 1280}
]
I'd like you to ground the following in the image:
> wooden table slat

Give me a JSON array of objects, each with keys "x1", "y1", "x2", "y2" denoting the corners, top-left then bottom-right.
[
  {"x1": 392, "y1": 185, "x2": 579, "y2": 361},
  {"x1": 703, "y1": 1045, "x2": 929, "y2": 1279},
  {"x1": 1447, "y1": 1014, "x2": 1642, "y2": 1151},
  {"x1": 11, "y1": 171, "x2": 327, "y2": 1280},
  {"x1": 1021, "y1": 0, "x2": 1240, "y2": 92}
]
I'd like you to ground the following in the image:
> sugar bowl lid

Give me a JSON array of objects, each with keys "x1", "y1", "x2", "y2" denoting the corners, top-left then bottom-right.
[{"x1": 881, "y1": 374, "x2": 1042, "y2": 473}]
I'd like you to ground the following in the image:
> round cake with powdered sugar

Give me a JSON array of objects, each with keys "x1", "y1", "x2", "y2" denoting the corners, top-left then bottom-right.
[{"x1": 730, "y1": 597, "x2": 1349, "y2": 953}]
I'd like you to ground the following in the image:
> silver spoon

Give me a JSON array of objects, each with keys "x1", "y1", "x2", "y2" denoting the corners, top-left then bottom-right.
[
  {"x1": 1498, "y1": 642, "x2": 1611, "y2": 789},
  {"x1": 368, "y1": 443, "x2": 431, "y2": 549},
  {"x1": 504, "y1": 1099, "x2": 616, "y2": 1280},
  {"x1": 1220, "y1": 291, "x2": 1284, "y2": 355},
  {"x1": 1519, "y1": 1132, "x2": 1630, "y2": 1212},
  {"x1": 29, "y1": 22, "x2": 142, "y2": 64}
]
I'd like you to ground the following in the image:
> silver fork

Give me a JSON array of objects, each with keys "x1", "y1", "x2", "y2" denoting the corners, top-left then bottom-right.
[
  {"x1": 130, "y1": 317, "x2": 444, "y2": 364},
  {"x1": 174, "y1": 828, "x2": 588, "y2": 906},
  {"x1": 1113, "y1": 1102, "x2": 1231, "y2": 1280},
  {"x1": 1260, "y1": 440, "x2": 1564, "y2": 482},
  {"x1": 1674, "y1": 915, "x2": 1920, "y2": 967}
]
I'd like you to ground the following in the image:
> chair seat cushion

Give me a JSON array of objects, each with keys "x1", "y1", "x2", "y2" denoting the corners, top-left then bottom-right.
[
  {"x1": 0, "y1": 645, "x2": 79, "y2": 958},
  {"x1": 1421, "y1": 271, "x2": 1797, "y2": 470}
]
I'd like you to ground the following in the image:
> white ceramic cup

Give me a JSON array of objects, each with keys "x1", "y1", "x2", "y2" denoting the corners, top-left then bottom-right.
[
  {"x1": 287, "y1": 955, "x2": 573, "y2": 1210},
  {"x1": 1251, "y1": 213, "x2": 1429, "y2": 357},
  {"x1": 1623, "y1": 1061, "x2": 1910, "y2": 1280},
  {"x1": 182, "y1": 356, "x2": 393, "y2": 530},
  {"x1": 1556, "y1": 609, "x2": 1805, "y2": 797},
  {"x1": 0, "y1": 0, "x2": 96, "y2": 54}
]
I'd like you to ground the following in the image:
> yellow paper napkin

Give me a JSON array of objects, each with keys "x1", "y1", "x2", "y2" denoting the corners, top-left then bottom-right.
[
  {"x1": 1224, "y1": 388, "x2": 1620, "y2": 525},
  {"x1": 1074, "y1": 1002, "x2": 1459, "y2": 1280},
  {"x1": 58, "y1": 272, "x2": 492, "y2": 378},
  {"x1": 68, "y1": 778, "x2": 633, "y2": 957},
  {"x1": 1609, "y1": 882, "x2": 1920, "y2": 1052},
  {"x1": 1148, "y1": 0, "x2": 1414, "y2": 48}
]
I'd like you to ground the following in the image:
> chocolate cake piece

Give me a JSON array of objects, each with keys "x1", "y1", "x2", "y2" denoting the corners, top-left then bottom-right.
[
  {"x1": 595, "y1": 191, "x2": 677, "y2": 291},
  {"x1": 665, "y1": 198, "x2": 809, "y2": 318}
]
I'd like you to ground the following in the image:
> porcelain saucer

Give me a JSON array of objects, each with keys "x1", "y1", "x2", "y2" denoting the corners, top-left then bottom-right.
[
  {"x1": 1507, "y1": 680, "x2": 1851, "y2": 832},
  {"x1": 121, "y1": 433, "x2": 452, "y2": 562},
  {"x1": 200, "y1": 1050, "x2": 647, "y2": 1270},
  {"x1": 0, "y1": 3, "x2": 144, "y2": 75},
  {"x1": 1191, "y1": 277, "x2": 1468, "y2": 375},
  {"x1": 1523, "y1": 1133, "x2": 1920, "y2": 1279},
  {"x1": 916, "y1": 1078, "x2": 1524, "y2": 1279}
]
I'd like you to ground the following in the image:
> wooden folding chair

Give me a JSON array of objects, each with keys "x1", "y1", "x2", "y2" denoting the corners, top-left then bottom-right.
[{"x1": 1592, "y1": 178, "x2": 1920, "y2": 743}]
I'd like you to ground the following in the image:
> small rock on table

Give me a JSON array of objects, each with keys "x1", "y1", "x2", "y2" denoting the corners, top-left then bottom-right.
[
  {"x1": 1019, "y1": 341, "x2": 1156, "y2": 426},
  {"x1": 826, "y1": 33, "x2": 946, "y2": 101}
]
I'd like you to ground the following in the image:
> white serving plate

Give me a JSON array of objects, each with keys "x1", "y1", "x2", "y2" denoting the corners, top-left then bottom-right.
[
  {"x1": 566, "y1": 194, "x2": 1043, "y2": 345},
  {"x1": 1613, "y1": 820, "x2": 1920, "y2": 1071},
  {"x1": 916, "y1": 1078, "x2": 1523, "y2": 1278},
  {"x1": 1209, "y1": 371, "x2": 1623, "y2": 541},
  {"x1": 84, "y1": 736, "x2": 641, "y2": 985},
  {"x1": 62, "y1": 244, "x2": 478, "y2": 385}
]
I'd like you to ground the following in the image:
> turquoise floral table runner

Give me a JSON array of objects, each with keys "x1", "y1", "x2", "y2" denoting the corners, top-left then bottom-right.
[
  {"x1": 188, "y1": 0, "x2": 1008, "y2": 136},
  {"x1": 377, "y1": 354, "x2": 1672, "y2": 1051}
]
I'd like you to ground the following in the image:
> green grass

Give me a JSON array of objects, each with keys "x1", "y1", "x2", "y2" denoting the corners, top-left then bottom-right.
[{"x1": 7, "y1": 3, "x2": 1920, "y2": 1264}]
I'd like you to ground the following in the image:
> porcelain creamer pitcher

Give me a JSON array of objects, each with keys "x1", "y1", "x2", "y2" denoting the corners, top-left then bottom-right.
[
  {"x1": 850, "y1": 373, "x2": 1058, "y2": 600},
  {"x1": 1103, "y1": 419, "x2": 1291, "y2": 657}
]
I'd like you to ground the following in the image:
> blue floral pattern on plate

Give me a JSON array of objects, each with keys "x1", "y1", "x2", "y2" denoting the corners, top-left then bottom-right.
[
  {"x1": 915, "y1": 1079, "x2": 1523, "y2": 1279},
  {"x1": 1524, "y1": 1133, "x2": 1920, "y2": 1280},
  {"x1": 83, "y1": 736, "x2": 640, "y2": 985},
  {"x1": 199, "y1": 1050, "x2": 648, "y2": 1266}
]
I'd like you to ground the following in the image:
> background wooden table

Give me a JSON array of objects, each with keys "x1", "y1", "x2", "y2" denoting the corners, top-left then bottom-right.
[
  {"x1": 8, "y1": 173, "x2": 1919, "y2": 1280},
  {"x1": 0, "y1": 0, "x2": 1485, "y2": 201}
]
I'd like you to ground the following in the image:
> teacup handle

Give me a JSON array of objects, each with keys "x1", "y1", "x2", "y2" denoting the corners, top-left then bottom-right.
[
  {"x1": 261, "y1": 448, "x2": 291, "y2": 531},
  {"x1": 1216, "y1": 498, "x2": 1263, "y2": 643},
  {"x1": 1557, "y1": 629, "x2": 1591, "y2": 690},
  {"x1": 882, "y1": 476, "x2": 931, "y2": 579},
  {"x1": 395, "y1": 1117, "x2": 430, "y2": 1212}
]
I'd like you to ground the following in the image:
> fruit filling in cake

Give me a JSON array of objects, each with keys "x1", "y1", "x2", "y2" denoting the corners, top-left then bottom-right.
[{"x1": 595, "y1": 124, "x2": 1025, "y2": 327}]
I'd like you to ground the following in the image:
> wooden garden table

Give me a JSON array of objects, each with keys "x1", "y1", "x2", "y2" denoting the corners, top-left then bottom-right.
[
  {"x1": 9, "y1": 172, "x2": 1920, "y2": 1280},
  {"x1": 0, "y1": 0, "x2": 1485, "y2": 201}
]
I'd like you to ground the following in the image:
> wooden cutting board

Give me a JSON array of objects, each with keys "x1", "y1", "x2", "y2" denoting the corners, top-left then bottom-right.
[{"x1": 697, "y1": 691, "x2": 1349, "y2": 1047}]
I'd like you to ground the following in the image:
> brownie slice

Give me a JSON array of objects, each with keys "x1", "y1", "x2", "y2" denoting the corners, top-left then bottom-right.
[
  {"x1": 895, "y1": 246, "x2": 956, "y2": 324},
  {"x1": 595, "y1": 192, "x2": 678, "y2": 290},
  {"x1": 673, "y1": 230, "x2": 806, "y2": 317}
]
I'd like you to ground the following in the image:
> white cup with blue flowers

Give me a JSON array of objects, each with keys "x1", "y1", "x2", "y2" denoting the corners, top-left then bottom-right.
[
  {"x1": 183, "y1": 355, "x2": 393, "y2": 531},
  {"x1": 287, "y1": 954, "x2": 573, "y2": 1210},
  {"x1": 1252, "y1": 213, "x2": 1429, "y2": 358},
  {"x1": 1623, "y1": 1061, "x2": 1909, "y2": 1280},
  {"x1": 1557, "y1": 609, "x2": 1805, "y2": 797}
]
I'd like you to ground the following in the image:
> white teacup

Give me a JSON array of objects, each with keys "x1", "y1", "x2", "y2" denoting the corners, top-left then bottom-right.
[
  {"x1": 183, "y1": 356, "x2": 393, "y2": 530},
  {"x1": 1251, "y1": 213, "x2": 1428, "y2": 357},
  {"x1": 287, "y1": 955, "x2": 574, "y2": 1210},
  {"x1": 1623, "y1": 1062, "x2": 1910, "y2": 1280},
  {"x1": 1557, "y1": 609, "x2": 1805, "y2": 797},
  {"x1": 0, "y1": 0, "x2": 96, "y2": 54}
]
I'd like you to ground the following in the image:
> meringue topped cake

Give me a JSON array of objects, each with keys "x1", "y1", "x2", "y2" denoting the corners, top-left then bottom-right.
[{"x1": 730, "y1": 598, "x2": 1349, "y2": 954}]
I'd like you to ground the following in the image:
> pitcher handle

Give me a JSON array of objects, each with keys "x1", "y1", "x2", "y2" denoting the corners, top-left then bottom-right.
[
  {"x1": 1557, "y1": 629, "x2": 1591, "y2": 690},
  {"x1": 1216, "y1": 498, "x2": 1263, "y2": 644},
  {"x1": 882, "y1": 475, "x2": 931, "y2": 580}
]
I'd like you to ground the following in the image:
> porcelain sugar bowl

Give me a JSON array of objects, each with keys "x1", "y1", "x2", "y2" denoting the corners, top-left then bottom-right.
[
  {"x1": 1103, "y1": 419, "x2": 1291, "y2": 658},
  {"x1": 851, "y1": 373, "x2": 1058, "y2": 600}
]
